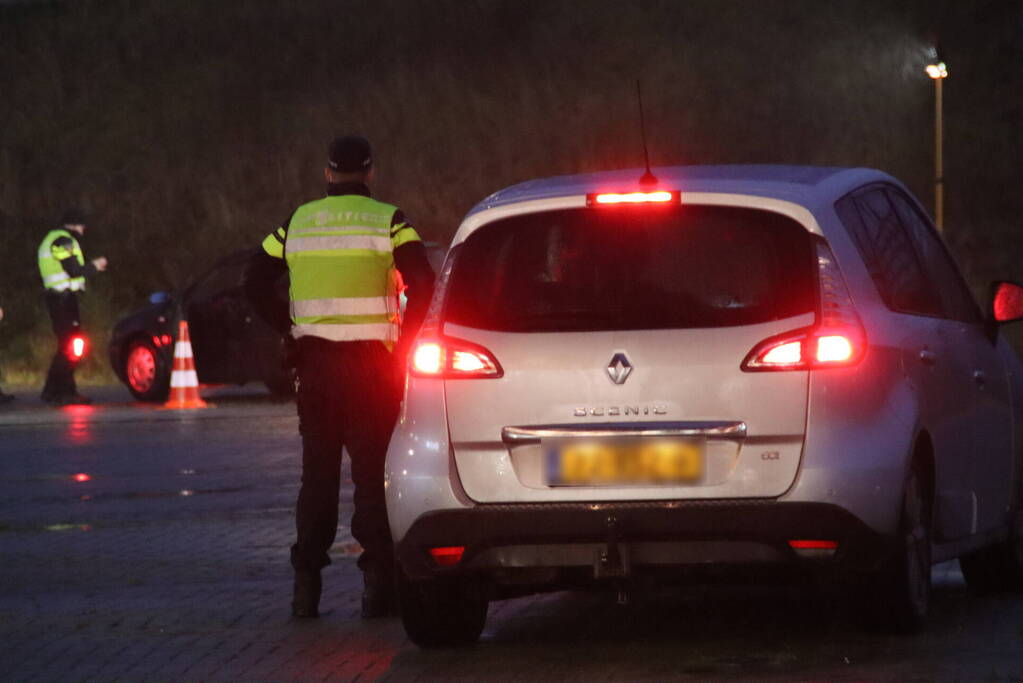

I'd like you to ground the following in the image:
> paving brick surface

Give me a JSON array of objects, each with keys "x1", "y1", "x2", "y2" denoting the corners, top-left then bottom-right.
[{"x1": 1, "y1": 387, "x2": 1022, "y2": 682}]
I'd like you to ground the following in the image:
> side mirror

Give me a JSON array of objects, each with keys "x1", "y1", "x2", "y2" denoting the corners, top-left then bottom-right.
[{"x1": 991, "y1": 281, "x2": 1023, "y2": 323}]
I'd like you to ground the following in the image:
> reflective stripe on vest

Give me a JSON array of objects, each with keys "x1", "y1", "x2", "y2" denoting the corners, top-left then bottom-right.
[
  {"x1": 289, "y1": 225, "x2": 390, "y2": 236},
  {"x1": 282, "y1": 195, "x2": 421, "y2": 343},
  {"x1": 286, "y1": 234, "x2": 392, "y2": 253},
  {"x1": 291, "y1": 322, "x2": 396, "y2": 342},
  {"x1": 291, "y1": 296, "x2": 391, "y2": 318},
  {"x1": 38, "y1": 229, "x2": 85, "y2": 292}
]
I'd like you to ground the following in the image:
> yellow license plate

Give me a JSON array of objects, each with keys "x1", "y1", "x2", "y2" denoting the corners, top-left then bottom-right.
[{"x1": 547, "y1": 438, "x2": 704, "y2": 486}]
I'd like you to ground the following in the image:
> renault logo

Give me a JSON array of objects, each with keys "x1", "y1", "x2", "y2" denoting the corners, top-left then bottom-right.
[{"x1": 606, "y1": 352, "x2": 633, "y2": 385}]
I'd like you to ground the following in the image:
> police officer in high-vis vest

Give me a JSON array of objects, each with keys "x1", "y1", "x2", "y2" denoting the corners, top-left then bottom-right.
[
  {"x1": 38, "y1": 209, "x2": 108, "y2": 405},
  {"x1": 245, "y1": 136, "x2": 435, "y2": 619}
]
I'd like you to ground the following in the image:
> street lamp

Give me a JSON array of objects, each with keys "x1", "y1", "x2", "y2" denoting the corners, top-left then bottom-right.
[{"x1": 925, "y1": 51, "x2": 948, "y2": 232}]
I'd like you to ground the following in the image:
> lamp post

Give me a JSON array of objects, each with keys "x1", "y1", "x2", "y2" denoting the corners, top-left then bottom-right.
[{"x1": 925, "y1": 55, "x2": 948, "y2": 232}]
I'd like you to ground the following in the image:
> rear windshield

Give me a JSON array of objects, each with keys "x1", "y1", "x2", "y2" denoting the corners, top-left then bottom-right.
[{"x1": 444, "y1": 205, "x2": 815, "y2": 332}]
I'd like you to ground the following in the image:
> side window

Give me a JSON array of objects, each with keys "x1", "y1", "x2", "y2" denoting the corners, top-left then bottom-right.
[
  {"x1": 834, "y1": 189, "x2": 941, "y2": 316},
  {"x1": 886, "y1": 189, "x2": 982, "y2": 324},
  {"x1": 834, "y1": 197, "x2": 884, "y2": 298}
]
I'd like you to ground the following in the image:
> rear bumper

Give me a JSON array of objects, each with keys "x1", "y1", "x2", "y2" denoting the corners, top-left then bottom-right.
[{"x1": 396, "y1": 499, "x2": 891, "y2": 581}]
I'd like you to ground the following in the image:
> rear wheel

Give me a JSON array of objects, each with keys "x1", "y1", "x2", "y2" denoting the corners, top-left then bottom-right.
[
  {"x1": 124, "y1": 339, "x2": 170, "y2": 402},
  {"x1": 858, "y1": 461, "x2": 932, "y2": 632},
  {"x1": 397, "y1": 570, "x2": 488, "y2": 648}
]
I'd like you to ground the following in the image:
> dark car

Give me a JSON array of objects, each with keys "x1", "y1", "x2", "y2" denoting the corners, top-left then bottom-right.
[
  {"x1": 109, "y1": 248, "x2": 293, "y2": 401},
  {"x1": 110, "y1": 243, "x2": 446, "y2": 402}
]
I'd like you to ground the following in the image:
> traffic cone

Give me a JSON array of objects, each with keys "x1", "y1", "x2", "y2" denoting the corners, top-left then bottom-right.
[{"x1": 163, "y1": 320, "x2": 208, "y2": 409}]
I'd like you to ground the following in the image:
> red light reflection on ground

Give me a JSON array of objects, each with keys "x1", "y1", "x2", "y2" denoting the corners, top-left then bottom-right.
[
  {"x1": 44, "y1": 523, "x2": 92, "y2": 532},
  {"x1": 62, "y1": 404, "x2": 96, "y2": 416},
  {"x1": 63, "y1": 404, "x2": 96, "y2": 445},
  {"x1": 306, "y1": 637, "x2": 396, "y2": 680}
]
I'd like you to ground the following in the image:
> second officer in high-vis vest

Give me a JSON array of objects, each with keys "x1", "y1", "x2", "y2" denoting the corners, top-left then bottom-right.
[
  {"x1": 245, "y1": 136, "x2": 435, "y2": 619},
  {"x1": 38, "y1": 209, "x2": 108, "y2": 405}
]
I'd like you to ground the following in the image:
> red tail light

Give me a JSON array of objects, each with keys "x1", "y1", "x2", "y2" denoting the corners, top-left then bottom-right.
[
  {"x1": 429, "y1": 546, "x2": 465, "y2": 567},
  {"x1": 760, "y1": 339, "x2": 803, "y2": 367},
  {"x1": 410, "y1": 337, "x2": 503, "y2": 379},
  {"x1": 743, "y1": 330, "x2": 864, "y2": 371},
  {"x1": 788, "y1": 539, "x2": 838, "y2": 550},
  {"x1": 788, "y1": 539, "x2": 839, "y2": 558},
  {"x1": 743, "y1": 241, "x2": 866, "y2": 372},
  {"x1": 815, "y1": 335, "x2": 855, "y2": 363},
  {"x1": 412, "y1": 342, "x2": 443, "y2": 375},
  {"x1": 66, "y1": 334, "x2": 89, "y2": 361}
]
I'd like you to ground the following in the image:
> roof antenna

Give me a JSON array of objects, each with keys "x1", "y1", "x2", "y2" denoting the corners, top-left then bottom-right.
[{"x1": 636, "y1": 79, "x2": 658, "y2": 188}]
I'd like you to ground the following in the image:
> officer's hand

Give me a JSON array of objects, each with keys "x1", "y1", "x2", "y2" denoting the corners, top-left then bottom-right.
[
  {"x1": 0, "y1": 306, "x2": 4, "y2": 322},
  {"x1": 92, "y1": 256, "x2": 108, "y2": 272}
]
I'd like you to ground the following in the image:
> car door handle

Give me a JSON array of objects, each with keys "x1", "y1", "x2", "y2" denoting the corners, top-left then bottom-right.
[
  {"x1": 972, "y1": 370, "x2": 987, "y2": 389},
  {"x1": 918, "y1": 349, "x2": 937, "y2": 366}
]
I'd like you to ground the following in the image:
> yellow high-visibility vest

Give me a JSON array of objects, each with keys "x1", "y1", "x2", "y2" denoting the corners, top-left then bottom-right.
[
  {"x1": 261, "y1": 194, "x2": 422, "y2": 344},
  {"x1": 38, "y1": 229, "x2": 86, "y2": 292}
]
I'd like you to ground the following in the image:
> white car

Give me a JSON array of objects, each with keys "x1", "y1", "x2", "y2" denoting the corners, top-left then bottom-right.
[{"x1": 385, "y1": 165, "x2": 1023, "y2": 647}]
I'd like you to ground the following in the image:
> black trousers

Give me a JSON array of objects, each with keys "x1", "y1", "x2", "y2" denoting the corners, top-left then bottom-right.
[
  {"x1": 290, "y1": 337, "x2": 401, "y2": 576},
  {"x1": 42, "y1": 291, "x2": 81, "y2": 399}
]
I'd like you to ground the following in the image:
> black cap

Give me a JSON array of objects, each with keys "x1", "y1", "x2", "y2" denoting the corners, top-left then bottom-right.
[
  {"x1": 60, "y1": 208, "x2": 87, "y2": 226},
  {"x1": 328, "y1": 136, "x2": 372, "y2": 173}
]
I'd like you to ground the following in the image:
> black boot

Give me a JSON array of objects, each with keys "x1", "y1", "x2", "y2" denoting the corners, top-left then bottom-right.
[
  {"x1": 291, "y1": 570, "x2": 321, "y2": 618},
  {"x1": 361, "y1": 569, "x2": 397, "y2": 618}
]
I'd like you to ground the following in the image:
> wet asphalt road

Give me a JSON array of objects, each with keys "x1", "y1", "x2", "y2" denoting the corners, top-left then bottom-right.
[{"x1": 0, "y1": 384, "x2": 1021, "y2": 682}]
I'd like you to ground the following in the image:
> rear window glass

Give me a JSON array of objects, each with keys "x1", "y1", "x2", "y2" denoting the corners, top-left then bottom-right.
[{"x1": 444, "y1": 205, "x2": 815, "y2": 332}]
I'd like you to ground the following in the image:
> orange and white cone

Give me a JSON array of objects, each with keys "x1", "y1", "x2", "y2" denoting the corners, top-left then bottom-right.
[{"x1": 163, "y1": 320, "x2": 208, "y2": 409}]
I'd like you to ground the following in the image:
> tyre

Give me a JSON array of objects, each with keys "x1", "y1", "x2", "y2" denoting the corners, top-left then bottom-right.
[
  {"x1": 960, "y1": 504, "x2": 1023, "y2": 593},
  {"x1": 124, "y1": 339, "x2": 170, "y2": 402},
  {"x1": 397, "y1": 570, "x2": 488, "y2": 648},
  {"x1": 858, "y1": 461, "x2": 932, "y2": 633}
]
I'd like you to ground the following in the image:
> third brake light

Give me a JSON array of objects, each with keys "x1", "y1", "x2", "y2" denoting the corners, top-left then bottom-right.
[{"x1": 587, "y1": 190, "x2": 680, "y2": 206}]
